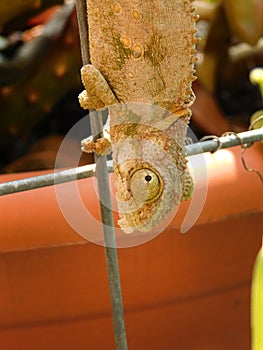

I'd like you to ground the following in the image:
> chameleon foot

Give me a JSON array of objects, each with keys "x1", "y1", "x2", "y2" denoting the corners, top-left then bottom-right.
[
  {"x1": 81, "y1": 136, "x2": 111, "y2": 155},
  {"x1": 79, "y1": 64, "x2": 118, "y2": 110}
]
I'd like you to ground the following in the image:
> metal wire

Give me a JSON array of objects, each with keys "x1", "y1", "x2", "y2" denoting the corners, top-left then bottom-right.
[
  {"x1": 186, "y1": 127, "x2": 263, "y2": 156},
  {"x1": 0, "y1": 128, "x2": 263, "y2": 196},
  {"x1": 75, "y1": 1, "x2": 128, "y2": 349}
]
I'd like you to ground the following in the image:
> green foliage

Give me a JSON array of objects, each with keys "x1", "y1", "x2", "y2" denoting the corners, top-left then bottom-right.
[{"x1": 223, "y1": 0, "x2": 263, "y2": 45}]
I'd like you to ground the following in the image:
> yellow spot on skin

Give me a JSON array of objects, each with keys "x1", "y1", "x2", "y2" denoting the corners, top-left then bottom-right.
[
  {"x1": 127, "y1": 72, "x2": 134, "y2": 79},
  {"x1": 131, "y1": 44, "x2": 144, "y2": 59},
  {"x1": 113, "y1": 3, "x2": 121, "y2": 14},
  {"x1": 190, "y1": 56, "x2": 197, "y2": 64},
  {"x1": 192, "y1": 14, "x2": 199, "y2": 23},
  {"x1": 120, "y1": 37, "x2": 131, "y2": 49},
  {"x1": 94, "y1": 10, "x2": 100, "y2": 19},
  {"x1": 100, "y1": 65, "x2": 107, "y2": 74},
  {"x1": 131, "y1": 9, "x2": 141, "y2": 20},
  {"x1": 190, "y1": 74, "x2": 197, "y2": 82},
  {"x1": 186, "y1": 87, "x2": 193, "y2": 96}
]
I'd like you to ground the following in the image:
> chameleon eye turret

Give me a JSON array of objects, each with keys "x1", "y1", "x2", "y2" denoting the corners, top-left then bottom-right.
[{"x1": 129, "y1": 167, "x2": 163, "y2": 204}]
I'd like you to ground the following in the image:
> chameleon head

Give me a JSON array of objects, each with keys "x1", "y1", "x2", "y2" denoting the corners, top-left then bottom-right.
[
  {"x1": 109, "y1": 103, "x2": 193, "y2": 234},
  {"x1": 113, "y1": 137, "x2": 184, "y2": 234}
]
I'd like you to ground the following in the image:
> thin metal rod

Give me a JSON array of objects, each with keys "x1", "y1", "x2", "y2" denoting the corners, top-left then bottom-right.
[
  {"x1": 75, "y1": 0, "x2": 90, "y2": 65},
  {"x1": 90, "y1": 111, "x2": 128, "y2": 349},
  {"x1": 0, "y1": 163, "x2": 110, "y2": 196},
  {"x1": 186, "y1": 128, "x2": 263, "y2": 156},
  {"x1": 75, "y1": 1, "x2": 128, "y2": 349},
  {"x1": 0, "y1": 128, "x2": 262, "y2": 196}
]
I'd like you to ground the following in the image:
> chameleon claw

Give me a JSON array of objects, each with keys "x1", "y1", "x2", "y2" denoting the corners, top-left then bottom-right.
[
  {"x1": 81, "y1": 136, "x2": 111, "y2": 155},
  {"x1": 81, "y1": 136, "x2": 95, "y2": 153}
]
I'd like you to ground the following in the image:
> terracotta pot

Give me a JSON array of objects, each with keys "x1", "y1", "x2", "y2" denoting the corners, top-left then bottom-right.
[{"x1": 0, "y1": 144, "x2": 262, "y2": 349}]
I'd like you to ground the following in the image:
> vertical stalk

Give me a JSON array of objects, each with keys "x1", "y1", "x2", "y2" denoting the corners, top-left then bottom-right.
[{"x1": 75, "y1": 1, "x2": 128, "y2": 349}]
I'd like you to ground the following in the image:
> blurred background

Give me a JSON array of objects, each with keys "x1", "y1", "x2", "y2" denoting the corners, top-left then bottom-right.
[{"x1": 0, "y1": 0, "x2": 263, "y2": 173}]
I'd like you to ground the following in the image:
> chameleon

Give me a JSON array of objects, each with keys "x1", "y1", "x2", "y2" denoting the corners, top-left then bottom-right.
[{"x1": 79, "y1": 0, "x2": 198, "y2": 233}]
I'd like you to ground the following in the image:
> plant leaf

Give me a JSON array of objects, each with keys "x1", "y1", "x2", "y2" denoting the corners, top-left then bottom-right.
[
  {"x1": 251, "y1": 247, "x2": 263, "y2": 350},
  {"x1": 223, "y1": 0, "x2": 263, "y2": 45}
]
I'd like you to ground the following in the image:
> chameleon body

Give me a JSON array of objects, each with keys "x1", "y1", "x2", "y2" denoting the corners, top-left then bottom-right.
[{"x1": 79, "y1": 0, "x2": 198, "y2": 233}]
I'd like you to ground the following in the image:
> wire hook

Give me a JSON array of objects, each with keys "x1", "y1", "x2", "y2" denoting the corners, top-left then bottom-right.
[
  {"x1": 221, "y1": 130, "x2": 263, "y2": 185},
  {"x1": 199, "y1": 135, "x2": 222, "y2": 152}
]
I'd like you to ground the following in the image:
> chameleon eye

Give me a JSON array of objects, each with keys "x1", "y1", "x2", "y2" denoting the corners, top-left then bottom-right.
[{"x1": 129, "y1": 168, "x2": 163, "y2": 203}]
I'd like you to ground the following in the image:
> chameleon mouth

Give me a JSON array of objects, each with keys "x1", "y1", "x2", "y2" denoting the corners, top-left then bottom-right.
[{"x1": 129, "y1": 166, "x2": 163, "y2": 204}]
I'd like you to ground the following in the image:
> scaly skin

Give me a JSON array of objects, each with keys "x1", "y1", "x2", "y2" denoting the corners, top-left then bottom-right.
[{"x1": 79, "y1": 0, "x2": 198, "y2": 233}]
